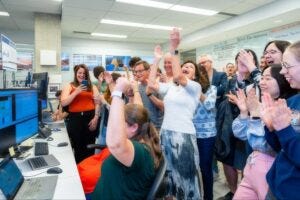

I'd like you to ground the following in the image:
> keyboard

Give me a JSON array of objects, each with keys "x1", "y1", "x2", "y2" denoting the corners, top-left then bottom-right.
[
  {"x1": 28, "y1": 156, "x2": 48, "y2": 169},
  {"x1": 34, "y1": 142, "x2": 49, "y2": 156}
]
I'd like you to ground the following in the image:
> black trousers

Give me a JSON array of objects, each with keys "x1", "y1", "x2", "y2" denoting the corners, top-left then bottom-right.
[{"x1": 67, "y1": 110, "x2": 98, "y2": 163}]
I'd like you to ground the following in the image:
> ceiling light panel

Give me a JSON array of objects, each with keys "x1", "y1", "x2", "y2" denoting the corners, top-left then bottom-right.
[
  {"x1": 91, "y1": 33, "x2": 127, "y2": 38},
  {"x1": 170, "y1": 5, "x2": 217, "y2": 16},
  {"x1": 0, "y1": 11, "x2": 10, "y2": 16},
  {"x1": 116, "y1": 0, "x2": 172, "y2": 9},
  {"x1": 101, "y1": 19, "x2": 181, "y2": 30},
  {"x1": 116, "y1": 0, "x2": 218, "y2": 16}
]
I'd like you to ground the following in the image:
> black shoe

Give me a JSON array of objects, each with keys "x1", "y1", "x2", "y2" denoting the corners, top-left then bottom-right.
[{"x1": 217, "y1": 192, "x2": 234, "y2": 200}]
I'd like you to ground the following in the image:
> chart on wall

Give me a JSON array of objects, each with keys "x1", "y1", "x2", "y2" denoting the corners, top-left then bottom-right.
[
  {"x1": 105, "y1": 55, "x2": 131, "y2": 71},
  {"x1": 73, "y1": 54, "x2": 102, "y2": 71},
  {"x1": 61, "y1": 52, "x2": 70, "y2": 71},
  {"x1": 1, "y1": 34, "x2": 17, "y2": 71},
  {"x1": 197, "y1": 30, "x2": 268, "y2": 70},
  {"x1": 269, "y1": 22, "x2": 300, "y2": 43}
]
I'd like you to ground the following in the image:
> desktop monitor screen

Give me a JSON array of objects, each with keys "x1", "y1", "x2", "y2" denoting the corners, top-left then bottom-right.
[
  {"x1": 31, "y1": 72, "x2": 48, "y2": 103},
  {"x1": 0, "y1": 89, "x2": 39, "y2": 156}
]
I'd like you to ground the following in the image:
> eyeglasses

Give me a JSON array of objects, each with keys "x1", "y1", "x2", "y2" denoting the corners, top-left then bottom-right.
[
  {"x1": 281, "y1": 61, "x2": 298, "y2": 70},
  {"x1": 263, "y1": 50, "x2": 280, "y2": 56},
  {"x1": 133, "y1": 69, "x2": 146, "y2": 74}
]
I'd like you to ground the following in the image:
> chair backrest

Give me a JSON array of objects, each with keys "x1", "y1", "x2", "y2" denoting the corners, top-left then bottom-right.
[{"x1": 146, "y1": 155, "x2": 167, "y2": 200}]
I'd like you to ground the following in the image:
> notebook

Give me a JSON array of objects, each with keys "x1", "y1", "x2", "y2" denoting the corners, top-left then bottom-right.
[
  {"x1": 27, "y1": 154, "x2": 60, "y2": 171},
  {"x1": 0, "y1": 157, "x2": 58, "y2": 200}
]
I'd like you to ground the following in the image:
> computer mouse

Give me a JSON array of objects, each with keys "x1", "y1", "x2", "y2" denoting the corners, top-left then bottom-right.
[
  {"x1": 57, "y1": 142, "x2": 68, "y2": 147},
  {"x1": 47, "y1": 167, "x2": 63, "y2": 174}
]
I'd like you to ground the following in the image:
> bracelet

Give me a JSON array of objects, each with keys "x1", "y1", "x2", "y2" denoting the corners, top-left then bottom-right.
[
  {"x1": 147, "y1": 93, "x2": 153, "y2": 97},
  {"x1": 111, "y1": 90, "x2": 125, "y2": 100}
]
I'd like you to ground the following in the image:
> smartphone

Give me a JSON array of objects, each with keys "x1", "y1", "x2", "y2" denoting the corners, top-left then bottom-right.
[{"x1": 82, "y1": 80, "x2": 88, "y2": 86}]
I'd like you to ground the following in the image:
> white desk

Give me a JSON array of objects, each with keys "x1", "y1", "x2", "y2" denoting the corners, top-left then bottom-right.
[{"x1": 13, "y1": 126, "x2": 85, "y2": 200}]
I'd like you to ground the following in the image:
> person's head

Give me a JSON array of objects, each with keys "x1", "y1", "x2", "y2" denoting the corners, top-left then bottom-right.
[
  {"x1": 260, "y1": 56, "x2": 268, "y2": 70},
  {"x1": 263, "y1": 40, "x2": 291, "y2": 65},
  {"x1": 260, "y1": 65, "x2": 297, "y2": 99},
  {"x1": 55, "y1": 90, "x2": 62, "y2": 100},
  {"x1": 104, "y1": 72, "x2": 122, "y2": 104},
  {"x1": 181, "y1": 60, "x2": 200, "y2": 81},
  {"x1": 163, "y1": 54, "x2": 173, "y2": 76},
  {"x1": 93, "y1": 66, "x2": 105, "y2": 80},
  {"x1": 198, "y1": 54, "x2": 213, "y2": 72},
  {"x1": 129, "y1": 57, "x2": 142, "y2": 69},
  {"x1": 198, "y1": 64, "x2": 210, "y2": 94},
  {"x1": 280, "y1": 41, "x2": 300, "y2": 89},
  {"x1": 133, "y1": 60, "x2": 150, "y2": 83},
  {"x1": 124, "y1": 104, "x2": 162, "y2": 169},
  {"x1": 73, "y1": 64, "x2": 92, "y2": 90},
  {"x1": 225, "y1": 62, "x2": 236, "y2": 77},
  {"x1": 235, "y1": 49, "x2": 258, "y2": 75}
]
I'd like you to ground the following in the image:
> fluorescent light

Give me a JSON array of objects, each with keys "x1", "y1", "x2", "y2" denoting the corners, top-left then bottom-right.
[
  {"x1": 0, "y1": 11, "x2": 9, "y2": 16},
  {"x1": 91, "y1": 33, "x2": 127, "y2": 38},
  {"x1": 101, "y1": 19, "x2": 181, "y2": 31},
  {"x1": 52, "y1": 0, "x2": 63, "y2": 2},
  {"x1": 170, "y1": 5, "x2": 217, "y2": 16},
  {"x1": 116, "y1": 0, "x2": 217, "y2": 16},
  {"x1": 116, "y1": 0, "x2": 171, "y2": 9}
]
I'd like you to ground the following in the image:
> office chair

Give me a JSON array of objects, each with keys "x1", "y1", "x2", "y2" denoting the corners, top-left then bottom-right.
[{"x1": 146, "y1": 155, "x2": 167, "y2": 200}]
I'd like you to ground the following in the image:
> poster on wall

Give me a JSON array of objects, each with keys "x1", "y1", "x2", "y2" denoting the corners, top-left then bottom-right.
[
  {"x1": 140, "y1": 56, "x2": 154, "y2": 65},
  {"x1": 105, "y1": 55, "x2": 131, "y2": 71},
  {"x1": 1, "y1": 34, "x2": 17, "y2": 71},
  {"x1": 61, "y1": 52, "x2": 70, "y2": 71},
  {"x1": 73, "y1": 54, "x2": 102, "y2": 71},
  {"x1": 17, "y1": 51, "x2": 33, "y2": 70}
]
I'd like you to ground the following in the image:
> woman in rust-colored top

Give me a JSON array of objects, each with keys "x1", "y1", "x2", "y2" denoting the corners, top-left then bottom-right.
[{"x1": 61, "y1": 64, "x2": 100, "y2": 163}]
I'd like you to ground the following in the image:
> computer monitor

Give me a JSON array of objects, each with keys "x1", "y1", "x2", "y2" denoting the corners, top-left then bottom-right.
[
  {"x1": 0, "y1": 89, "x2": 38, "y2": 157},
  {"x1": 31, "y1": 72, "x2": 49, "y2": 122},
  {"x1": 31, "y1": 72, "x2": 49, "y2": 108}
]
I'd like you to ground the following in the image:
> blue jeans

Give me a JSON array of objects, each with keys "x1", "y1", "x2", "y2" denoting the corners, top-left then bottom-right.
[{"x1": 197, "y1": 137, "x2": 216, "y2": 200}]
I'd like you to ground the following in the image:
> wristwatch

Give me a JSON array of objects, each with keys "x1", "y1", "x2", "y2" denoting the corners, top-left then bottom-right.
[{"x1": 171, "y1": 49, "x2": 179, "y2": 55}]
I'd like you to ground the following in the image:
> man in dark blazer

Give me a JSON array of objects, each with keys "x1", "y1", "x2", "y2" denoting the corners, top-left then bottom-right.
[{"x1": 198, "y1": 54, "x2": 228, "y2": 108}]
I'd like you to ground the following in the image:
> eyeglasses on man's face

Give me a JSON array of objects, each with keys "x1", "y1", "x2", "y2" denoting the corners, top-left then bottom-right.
[
  {"x1": 133, "y1": 69, "x2": 146, "y2": 74},
  {"x1": 263, "y1": 50, "x2": 280, "y2": 56},
  {"x1": 281, "y1": 61, "x2": 298, "y2": 70}
]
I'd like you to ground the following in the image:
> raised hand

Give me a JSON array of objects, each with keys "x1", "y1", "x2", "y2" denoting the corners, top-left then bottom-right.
[
  {"x1": 238, "y1": 49, "x2": 256, "y2": 73},
  {"x1": 269, "y1": 99, "x2": 292, "y2": 131},
  {"x1": 154, "y1": 45, "x2": 163, "y2": 61},
  {"x1": 115, "y1": 77, "x2": 130, "y2": 93},
  {"x1": 227, "y1": 89, "x2": 248, "y2": 116},
  {"x1": 170, "y1": 28, "x2": 180, "y2": 52},
  {"x1": 246, "y1": 88, "x2": 260, "y2": 117},
  {"x1": 260, "y1": 93, "x2": 275, "y2": 131}
]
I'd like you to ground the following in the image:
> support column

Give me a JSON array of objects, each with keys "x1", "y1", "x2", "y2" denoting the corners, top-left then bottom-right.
[{"x1": 34, "y1": 13, "x2": 61, "y2": 73}]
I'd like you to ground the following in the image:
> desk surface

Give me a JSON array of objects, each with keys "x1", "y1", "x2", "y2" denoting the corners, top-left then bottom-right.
[{"x1": 0, "y1": 126, "x2": 85, "y2": 200}]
